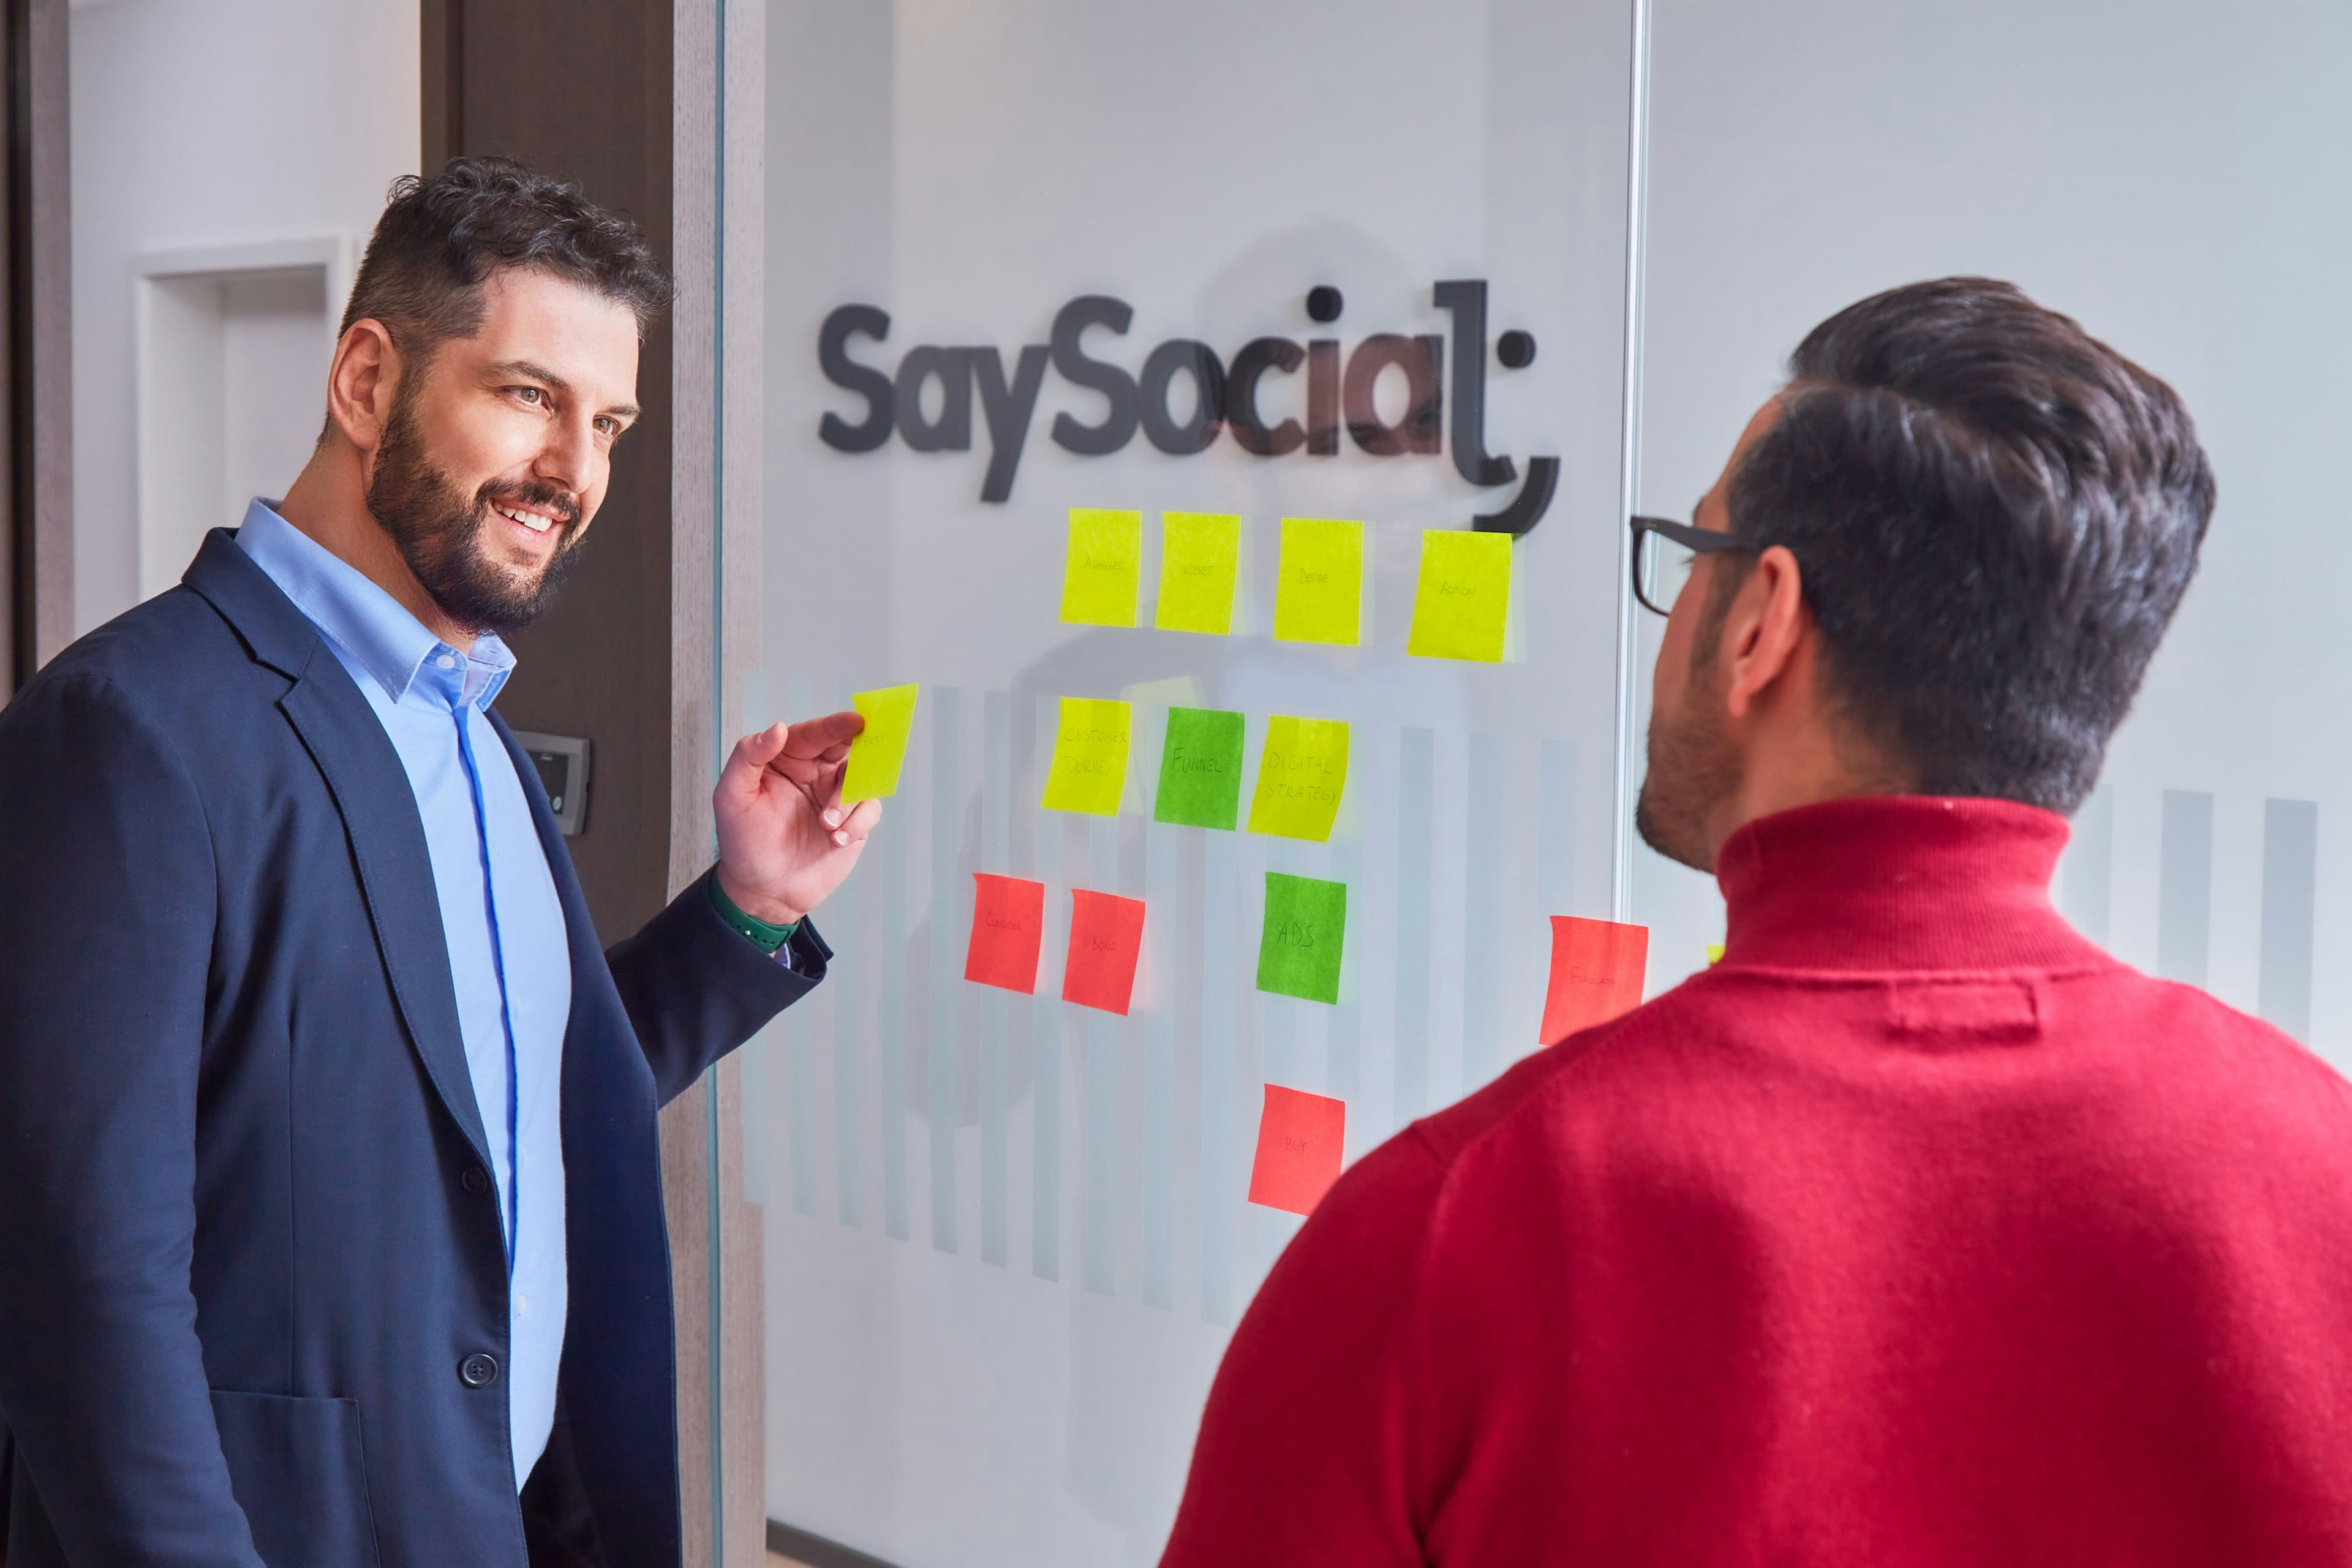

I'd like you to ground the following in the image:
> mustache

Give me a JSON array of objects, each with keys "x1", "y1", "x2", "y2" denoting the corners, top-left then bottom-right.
[{"x1": 474, "y1": 480, "x2": 581, "y2": 529}]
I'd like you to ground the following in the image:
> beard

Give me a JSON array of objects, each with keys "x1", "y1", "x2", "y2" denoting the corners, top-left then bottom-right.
[
  {"x1": 1634, "y1": 643, "x2": 1744, "y2": 873},
  {"x1": 364, "y1": 390, "x2": 587, "y2": 640}
]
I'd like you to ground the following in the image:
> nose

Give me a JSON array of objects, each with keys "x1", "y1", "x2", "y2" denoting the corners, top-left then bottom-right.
[{"x1": 532, "y1": 408, "x2": 598, "y2": 501}]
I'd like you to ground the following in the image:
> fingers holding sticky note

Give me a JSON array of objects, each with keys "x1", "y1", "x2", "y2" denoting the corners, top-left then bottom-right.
[
  {"x1": 1248, "y1": 1084, "x2": 1346, "y2": 1216},
  {"x1": 1272, "y1": 518, "x2": 1364, "y2": 645},
  {"x1": 840, "y1": 683, "x2": 919, "y2": 804},
  {"x1": 1041, "y1": 696, "x2": 1133, "y2": 816},
  {"x1": 1155, "y1": 511, "x2": 1242, "y2": 635},
  {"x1": 1246, "y1": 715, "x2": 1349, "y2": 842},
  {"x1": 1060, "y1": 508, "x2": 1143, "y2": 627},
  {"x1": 1407, "y1": 529, "x2": 1512, "y2": 662}
]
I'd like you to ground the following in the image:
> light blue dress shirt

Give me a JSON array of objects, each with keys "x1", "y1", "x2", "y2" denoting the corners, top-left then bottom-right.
[{"x1": 237, "y1": 499, "x2": 571, "y2": 1489}]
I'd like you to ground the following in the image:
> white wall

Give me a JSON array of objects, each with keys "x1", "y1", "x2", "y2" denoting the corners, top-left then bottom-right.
[{"x1": 70, "y1": 0, "x2": 418, "y2": 633}]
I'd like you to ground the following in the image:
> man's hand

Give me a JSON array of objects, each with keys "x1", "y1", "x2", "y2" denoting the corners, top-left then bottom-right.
[{"x1": 712, "y1": 712, "x2": 880, "y2": 924}]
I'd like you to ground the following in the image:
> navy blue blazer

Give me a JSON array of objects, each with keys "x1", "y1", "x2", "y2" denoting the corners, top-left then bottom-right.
[{"x1": 0, "y1": 530, "x2": 826, "y2": 1567}]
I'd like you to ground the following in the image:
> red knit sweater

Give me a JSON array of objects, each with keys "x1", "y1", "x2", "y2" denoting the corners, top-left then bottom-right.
[{"x1": 1163, "y1": 796, "x2": 2352, "y2": 1566}]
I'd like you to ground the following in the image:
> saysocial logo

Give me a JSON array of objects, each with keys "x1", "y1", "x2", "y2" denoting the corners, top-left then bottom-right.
[{"x1": 815, "y1": 279, "x2": 1558, "y2": 536}]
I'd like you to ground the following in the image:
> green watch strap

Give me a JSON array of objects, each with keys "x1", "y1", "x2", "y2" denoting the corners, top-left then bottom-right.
[{"x1": 709, "y1": 875, "x2": 800, "y2": 956}]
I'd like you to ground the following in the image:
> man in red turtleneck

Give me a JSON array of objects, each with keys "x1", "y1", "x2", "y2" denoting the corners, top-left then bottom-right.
[{"x1": 1161, "y1": 279, "x2": 2352, "y2": 1566}]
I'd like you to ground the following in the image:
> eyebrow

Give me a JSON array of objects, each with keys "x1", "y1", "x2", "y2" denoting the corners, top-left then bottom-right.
[{"x1": 483, "y1": 358, "x2": 641, "y2": 423}]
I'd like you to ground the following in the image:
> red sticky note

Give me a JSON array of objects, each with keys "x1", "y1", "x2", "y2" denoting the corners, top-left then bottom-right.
[
  {"x1": 1061, "y1": 888, "x2": 1146, "y2": 1015},
  {"x1": 965, "y1": 873, "x2": 1046, "y2": 993},
  {"x1": 1539, "y1": 915, "x2": 1649, "y2": 1043},
  {"x1": 1248, "y1": 1085, "x2": 1347, "y2": 1216}
]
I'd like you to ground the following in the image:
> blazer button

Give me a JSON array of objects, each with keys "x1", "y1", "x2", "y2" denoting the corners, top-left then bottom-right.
[
  {"x1": 461, "y1": 1166, "x2": 492, "y2": 1196},
  {"x1": 459, "y1": 1353, "x2": 500, "y2": 1388}
]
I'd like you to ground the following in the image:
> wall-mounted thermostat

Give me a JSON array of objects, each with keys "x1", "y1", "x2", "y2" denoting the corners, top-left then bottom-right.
[{"x1": 511, "y1": 731, "x2": 592, "y2": 837}]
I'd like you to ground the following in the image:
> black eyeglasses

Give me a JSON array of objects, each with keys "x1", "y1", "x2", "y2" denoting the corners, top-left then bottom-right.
[{"x1": 1629, "y1": 515, "x2": 1757, "y2": 616}]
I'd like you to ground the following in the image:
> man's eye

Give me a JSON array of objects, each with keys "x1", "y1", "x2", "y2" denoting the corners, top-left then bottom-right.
[{"x1": 514, "y1": 386, "x2": 544, "y2": 405}]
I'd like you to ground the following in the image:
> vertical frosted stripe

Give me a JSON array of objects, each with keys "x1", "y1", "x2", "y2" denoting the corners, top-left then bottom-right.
[
  {"x1": 2260, "y1": 798, "x2": 2318, "y2": 1041},
  {"x1": 1142, "y1": 821, "x2": 1178, "y2": 1311},
  {"x1": 1461, "y1": 733, "x2": 1504, "y2": 1088},
  {"x1": 980, "y1": 691, "x2": 1012, "y2": 1265},
  {"x1": 2062, "y1": 785, "x2": 2114, "y2": 945},
  {"x1": 1084, "y1": 818, "x2": 1120, "y2": 1296},
  {"x1": 1328, "y1": 834, "x2": 1363, "y2": 1109},
  {"x1": 878, "y1": 764, "x2": 910, "y2": 1240},
  {"x1": 1538, "y1": 737, "x2": 1577, "y2": 914},
  {"x1": 1200, "y1": 831, "x2": 1237, "y2": 1324},
  {"x1": 1030, "y1": 695, "x2": 1063, "y2": 1283},
  {"x1": 2158, "y1": 790, "x2": 2214, "y2": 987},
  {"x1": 829, "y1": 674, "x2": 864, "y2": 1231},
  {"x1": 928, "y1": 686, "x2": 962, "y2": 1252},
  {"x1": 1393, "y1": 727, "x2": 1435, "y2": 1126}
]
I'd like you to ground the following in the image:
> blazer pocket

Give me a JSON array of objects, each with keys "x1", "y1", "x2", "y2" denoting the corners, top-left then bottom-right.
[{"x1": 209, "y1": 1389, "x2": 384, "y2": 1568}]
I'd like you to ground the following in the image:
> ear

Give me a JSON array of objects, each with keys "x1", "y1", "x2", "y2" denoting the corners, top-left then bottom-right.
[
  {"x1": 323, "y1": 320, "x2": 404, "y2": 456},
  {"x1": 1719, "y1": 545, "x2": 1811, "y2": 719}
]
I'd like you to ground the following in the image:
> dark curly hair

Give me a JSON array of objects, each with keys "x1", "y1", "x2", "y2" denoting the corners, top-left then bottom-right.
[
  {"x1": 1721, "y1": 277, "x2": 2215, "y2": 813},
  {"x1": 336, "y1": 155, "x2": 670, "y2": 372}
]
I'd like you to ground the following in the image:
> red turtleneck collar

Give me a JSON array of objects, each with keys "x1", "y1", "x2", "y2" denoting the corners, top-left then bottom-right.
[{"x1": 1713, "y1": 794, "x2": 2114, "y2": 973}]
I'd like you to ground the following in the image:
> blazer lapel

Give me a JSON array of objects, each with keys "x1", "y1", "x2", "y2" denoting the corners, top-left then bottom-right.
[{"x1": 185, "y1": 530, "x2": 494, "y2": 1169}]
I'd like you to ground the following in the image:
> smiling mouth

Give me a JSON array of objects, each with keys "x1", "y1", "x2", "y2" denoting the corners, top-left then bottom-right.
[{"x1": 492, "y1": 500, "x2": 565, "y2": 537}]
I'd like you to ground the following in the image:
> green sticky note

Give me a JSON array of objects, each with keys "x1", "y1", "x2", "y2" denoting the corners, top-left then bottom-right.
[
  {"x1": 1154, "y1": 511, "x2": 1242, "y2": 635},
  {"x1": 1153, "y1": 707, "x2": 1246, "y2": 829},
  {"x1": 1245, "y1": 715, "x2": 1350, "y2": 842},
  {"x1": 1257, "y1": 872, "x2": 1346, "y2": 1005},
  {"x1": 1271, "y1": 517, "x2": 1363, "y2": 645},
  {"x1": 1040, "y1": 696, "x2": 1133, "y2": 815},
  {"x1": 1059, "y1": 508, "x2": 1142, "y2": 627},
  {"x1": 840, "y1": 683, "x2": 919, "y2": 804},
  {"x1": 1406, "y1": 529, "x2": 1512, "y2": 662}
]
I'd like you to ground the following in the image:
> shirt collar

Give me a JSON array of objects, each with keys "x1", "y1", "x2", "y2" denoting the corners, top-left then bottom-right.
[
  {"x1": 233, "y1": 497, "x2": 514, "y2": 710},
  {"x1": 1713, "y1": 795, "x2": 2111, "y2": 973}
]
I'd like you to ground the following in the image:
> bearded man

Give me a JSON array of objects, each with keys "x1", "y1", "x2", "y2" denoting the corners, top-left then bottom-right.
[
  {"x1": 0, "y1": 159, "x2": 873, "y2": 1567},
  {"x1": 1162, "y1": 279, "x2": 2352, "y2": 1565}
]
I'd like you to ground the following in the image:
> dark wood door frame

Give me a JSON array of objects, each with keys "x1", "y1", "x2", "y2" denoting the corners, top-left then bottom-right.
[{"x1": 4, "y1": 0, "x2": 70, "y2": 700}]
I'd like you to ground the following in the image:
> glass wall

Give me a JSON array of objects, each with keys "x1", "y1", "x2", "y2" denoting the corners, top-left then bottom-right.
[
  {"x1": 717, "y1": 2, "x2": 2352, "y2": 1563},
  {"x1": 1630, "y1": 0, "x2": 2352, "y2": 1058},
  {"x1": 731, "y1": 2, "x2": 1638, "y2": 1562}
]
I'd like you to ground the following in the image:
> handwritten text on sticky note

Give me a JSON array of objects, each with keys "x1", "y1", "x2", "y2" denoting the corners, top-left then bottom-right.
[
  {"x1": 1062, "y1": 888, "x2": 1146, "y2": 1015},
  {"x1": 1272, "y1": 517, "x2": 1363, "y2": 645},
  {"x1": 1246, "y1": 715, "x2": 1349, "y2": 842},
  {"x1": 1257, "y1": 871, "x2": 1346, "y2": 1005},
  {"x1": 1060, "y1": 508, "x2": 1142, "y2": 627},
  {"x1": 1406, "y1": 529, "x2": 1512, "y2": 662},
  {"x1": 1154, "y1": 511, "x2": 1241, "y2": 635},
  {"x1": 1154, "y1": 706, "x2": 1246, "y2": 830},
  {"x1": 965, "y1": 874, "x2": 1046, "y2": 993},
  {"x1": 840, "y1": 683, "x2": 919, "y2": 804},
  {"x1": 1040, "y1": 696, "x2": 1132, "y2": 816},
  {"x1": 1540, "y1": 915, "x2": 1649, "y2": 1042},
  {"x1": 1248, "y1": 1084, "x2": 1347, "y2": 1216}
]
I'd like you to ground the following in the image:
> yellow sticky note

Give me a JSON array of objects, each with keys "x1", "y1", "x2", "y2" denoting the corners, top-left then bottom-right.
[
  {"x1": 1406, "y1": 530, "x2": 1512, "y2": 662},
  {"x1": 1040, "y1": 696, "x2": 1133, "y2": 816},
  {"x1": 1272, "y1": 518, "x2": 1363, "y2": 645},
  {"x1": 1246, "y1": 715, "x2": 1350, "y2": 842},
  {"x1": 841, "y1": 683, "x2": 919, "y2": 804},
  {"x1": 1059, "y1": 508, "x2": 1142, "y2": 627},
  {"x1": 1154, "y1": 511, "x2": 1242, "y2": 635},
  {"x1": 1707, "y1": 944, "x2": 1726, "y2": 965}
]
